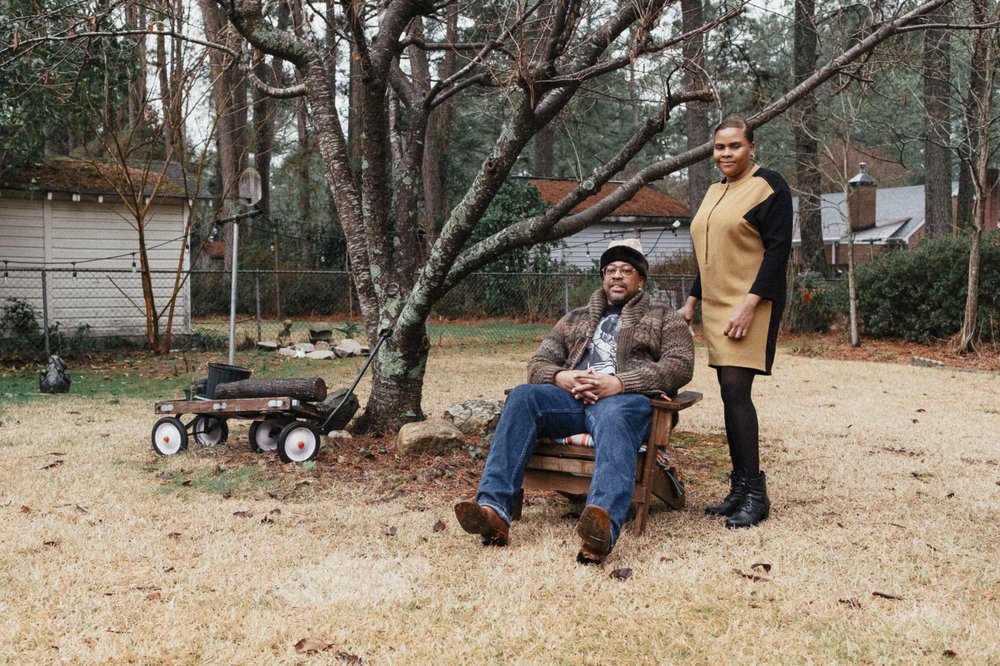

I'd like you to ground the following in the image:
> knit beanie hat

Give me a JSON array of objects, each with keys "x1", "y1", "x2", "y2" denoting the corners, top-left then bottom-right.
[{"x1": 599, "y1": 238, "x2": 648, "y2": 277}]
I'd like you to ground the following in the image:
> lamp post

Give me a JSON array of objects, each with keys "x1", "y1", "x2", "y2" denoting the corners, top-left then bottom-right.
[{"x1": 225, "y1": 166, "x2": 262, "y2": 365}]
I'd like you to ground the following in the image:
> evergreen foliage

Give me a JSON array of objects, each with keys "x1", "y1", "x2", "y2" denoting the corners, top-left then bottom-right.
[
  {"x1": 0, "y1": 1, "x2": 138, "y2": 165},
  {"x1": 856, "y1": 233, "x2": 1000, "y2": 343}
]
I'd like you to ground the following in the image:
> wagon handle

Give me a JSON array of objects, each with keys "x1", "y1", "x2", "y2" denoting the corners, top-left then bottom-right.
[{"x1": 318, "y1": 328, "x2": 393, "y2": 433}]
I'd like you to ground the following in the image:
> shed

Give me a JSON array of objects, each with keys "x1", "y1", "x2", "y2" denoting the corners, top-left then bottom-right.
[
  {"x1": 0, "y1": 158, "x2": 209, "y2": 338},
  {"x1": 525, "y1": 178, "x2": 691, "y2": 270}
]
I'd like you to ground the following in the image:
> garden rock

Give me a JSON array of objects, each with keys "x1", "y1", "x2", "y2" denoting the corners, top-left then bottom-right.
[
  {"x1": 39, "y1": 355, "x2": 71, "y2": 394},
  {"x1": 396, "y1": 419, "x2": 466, "y2": 456},
  {"x1": 322, "y1": 430, "x2": 352, "y2": 445},
  {"x1": 257, "y1": 341, "x2": 278, "y2": 352},
  {"x1": 443, "y1": 399, "x2": 505, "y2": 436},
  {"x1": 309, "y1": 324, "x2": 333, "y2": 344},
  {"x1": 335, "y1": 339, "x2": 364, "y2": 357},
  {"x1": 305, "y1": 350, "x2": 335, "y2": 360},
  {"x1": 315, "y1": 388, "x2": 360, "y2": 431},
  {"x1": 278, "y1": 343, "x2": 315, "y2": 358}
]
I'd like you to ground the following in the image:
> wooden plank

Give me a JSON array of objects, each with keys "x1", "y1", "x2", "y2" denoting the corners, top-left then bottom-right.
[
  {"x1": 651, "y1": 390, "x2": 702, "y2": 412},
  {"x1": 523, "y1": 471, "x2": 591, "y2": 494},
  {"x1": 526, "y1": 456, "x2": 594, "y2": 476},
  {"x1": 531, "y1": 443, "x2": 596, "y2": 460}
]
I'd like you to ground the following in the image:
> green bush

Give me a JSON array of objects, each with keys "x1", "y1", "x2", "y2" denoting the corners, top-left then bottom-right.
[
  {"x1": 856, "y1": 232, "x2": 1000, "y2": 343},
  {"x1": 1, "y1": 298, "x2": 41, "y2": 339},
  {"x1": 783, "y1": 272, "x2": 847, "y2": 333}
]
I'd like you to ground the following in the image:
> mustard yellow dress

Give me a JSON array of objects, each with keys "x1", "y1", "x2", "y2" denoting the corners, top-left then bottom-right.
[{"x1": 688, "y1": 165, "x2": 793, "y2": 374}]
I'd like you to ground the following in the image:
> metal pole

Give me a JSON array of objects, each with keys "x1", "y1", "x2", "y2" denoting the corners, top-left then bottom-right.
[
  {"x1": 41, "y1": 269, "x2": 51, "y2": 357},
  {"x1": 564, "y1": 274, "x2": 570, "y2": 314},
  {"x1": 255, "y1": 272, "x2": 262, "y2": 343},
  {"x1": 228, "y1": 220, "x2": 240, "y2": 365}
]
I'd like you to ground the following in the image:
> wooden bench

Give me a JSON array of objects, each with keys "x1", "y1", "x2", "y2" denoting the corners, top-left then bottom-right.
[{"x1": 511, "y1": 390, "x2": 702, "y2": 536}]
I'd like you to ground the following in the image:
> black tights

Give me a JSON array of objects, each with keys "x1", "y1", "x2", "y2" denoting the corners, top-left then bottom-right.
[{"x1": 716, "y1": 366, "x2": 760, "y2": 476}]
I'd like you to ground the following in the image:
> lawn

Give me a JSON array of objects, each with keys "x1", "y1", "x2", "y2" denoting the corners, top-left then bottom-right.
[{"x1": 1, "y1": 342, "x2": 998, "y2": 663}]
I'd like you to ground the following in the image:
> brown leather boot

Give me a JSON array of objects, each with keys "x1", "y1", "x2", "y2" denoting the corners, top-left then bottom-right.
[
  {"x1": 576, "y1": 504, "x2": 612, "y2": 564},
  {"x1": 454, "y1": 500, "x2": 509, "y2": 546}
]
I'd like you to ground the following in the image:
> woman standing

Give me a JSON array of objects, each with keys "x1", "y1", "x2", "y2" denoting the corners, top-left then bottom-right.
[{"x1": 678, "y1": 118, "x2": 793, "y2": 528}]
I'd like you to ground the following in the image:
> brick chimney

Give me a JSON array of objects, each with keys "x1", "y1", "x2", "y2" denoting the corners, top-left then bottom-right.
[{"x1": 847, "y1": 162, "x2": 877, "y2": 232}]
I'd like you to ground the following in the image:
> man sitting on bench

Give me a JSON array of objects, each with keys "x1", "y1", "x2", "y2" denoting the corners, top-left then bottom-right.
[{"x1": 454, "y1": 239, "x2": 694, "y2": 564}]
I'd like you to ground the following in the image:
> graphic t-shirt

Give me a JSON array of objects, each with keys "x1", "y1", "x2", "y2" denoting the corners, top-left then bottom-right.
[{"x1": 574, "y1": 306, "x2": 622, "y2": 374}]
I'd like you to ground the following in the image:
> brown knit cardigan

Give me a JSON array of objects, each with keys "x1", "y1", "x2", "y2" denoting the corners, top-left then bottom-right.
[{"x1": 527, "y1": 289, "x2": 694, "y2": 396}]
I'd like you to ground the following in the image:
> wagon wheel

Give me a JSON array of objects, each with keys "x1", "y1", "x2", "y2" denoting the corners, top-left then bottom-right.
[
  {"x1": 192, "y1": 415, "x2": 229, "y2": 447},
  {"x1": 151, "y1": 416, "x2": 188, "y2": 456},
  {"x1": 277, "y1": 422, "x2": 321, "y2": 463},
  {"x1": 248, "y1": 418, "x2": 287, "y2": 453}
]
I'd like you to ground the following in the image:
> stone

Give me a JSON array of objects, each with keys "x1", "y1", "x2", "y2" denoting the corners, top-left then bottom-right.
[
  {"x1": 443, "y1": 398, "x2": 505, "y2": 436},
  {"x1": 277, "y1": 347, "x2": 300, "y2": 357},
  {"x1": 314, "y1": 388, "x2": 360, "y2": 431},
  {"x1": 291, "y1": 342, "x2": 315, "y2": 353},
  {"x1": 309, "y1": 323, "x2": 334, "y2": 344},
  {"x1": 322, "y1": 430, "x2": 353, "y2": 445},
  {"x1": 305, "y1": 350, "x2": 335, "y2": 360},
  {"x1": 315, "y1": 340, "x2": 331, "y2": 351},
  {"x1": 335, "y1": 339, "x2": 364, "y2": 357},
  {"x1": 257, "y1": 341, "x2": 278, "y2": 351},
  {"x1": 396, "y1": 419, "x2": 467, "y2": 457}
]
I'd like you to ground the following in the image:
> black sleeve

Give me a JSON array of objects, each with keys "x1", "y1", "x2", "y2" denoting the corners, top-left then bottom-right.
[
  {"x1": 689, "y1": 272, "x2": 702, "y2": 300},
  {"x1": 748, "y1": 170, "x2": 793, "y2": 301}
]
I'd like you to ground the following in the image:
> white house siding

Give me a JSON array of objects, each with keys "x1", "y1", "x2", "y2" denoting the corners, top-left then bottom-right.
[
  {"x1": 0, "y1": 192, "x2": 191, "y2": 337},
  {"x1": 0, "y1": 197, "x2": 45, "y2": 310},
  {"x1": 554, "y1": 221, "x2": 694, "y2": 271}
]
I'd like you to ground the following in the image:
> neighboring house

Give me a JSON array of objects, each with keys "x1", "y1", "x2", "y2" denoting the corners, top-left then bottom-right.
[
  {"x1": 792, "y1": 163, "x2": 999, "y2": 269},
  {"x1": 525, "y1": 178, "x2": 691, "y2": 271},
  {"x1": 0, "y1": 158, "x2": 210, "y2": 338}
]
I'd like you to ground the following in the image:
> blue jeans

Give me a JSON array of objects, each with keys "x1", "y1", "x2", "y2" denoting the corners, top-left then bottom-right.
[{"x1": 476, "y1": 383, "x2": 652, "y2": 548}]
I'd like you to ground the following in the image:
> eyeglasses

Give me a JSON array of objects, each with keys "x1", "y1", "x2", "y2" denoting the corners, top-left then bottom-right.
[{"x1": 602, "y1": 265, "x2": 636, "y2": 278}]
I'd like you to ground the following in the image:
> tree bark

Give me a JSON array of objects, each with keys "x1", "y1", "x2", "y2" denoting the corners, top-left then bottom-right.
[
  {"x1": 922, "y1": 5, "x2": 952, "y2": 238},
  {"x1": 954, "y1": 0, "x2": 994, "y2": 353},
  {"x1": 200, "y1": 0, "x2": 249, "y2": 268},
  {"x1": 794, "y1": 0, "x2": 824, "y2": 275},
  {"x1": 214, "y1": 377, "x2": 328, "y2": 402},
  {"x1": 682, "y1": 0, "x2": 710, "y2": 209}
]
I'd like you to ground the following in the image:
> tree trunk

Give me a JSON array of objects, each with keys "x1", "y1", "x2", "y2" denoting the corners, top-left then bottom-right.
[
  {"x1": 199, "y1": 0, "x2": 249, "y2": 268},
  {"x1": 682, "y1": 0, "x2": 710, "y2": 208},
  {"x1": 421, "y1": 5, "x2": 458, "y2": 245},
  {"x1": 954, "y1": 0, "x2": 993, "y2": 353},
  {"x1": 126, "y1": 3, "x2": 147, "y2": 131},
  {"x1": 922, "y1": 5, "x2": 952, "y2": 237},
  {"x1": 847, "y1": 230, "x2": 859, "y2": 347},
  {"x1": 214, "y1": 377, "x2": 327, "y2": 402},
  {"x1": 794, "y1": 0, "x2": 824, "y2": 274},
  {"x1": 351, "y1": 325, "x2": 428, "y2": 433}
]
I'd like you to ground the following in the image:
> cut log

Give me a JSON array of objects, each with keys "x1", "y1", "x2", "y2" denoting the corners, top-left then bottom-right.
[{"x1": 213, "y1": 377, "x2": 327, "y2": 402}]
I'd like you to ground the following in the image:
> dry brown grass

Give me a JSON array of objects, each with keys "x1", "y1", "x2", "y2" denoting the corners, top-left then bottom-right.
[{"x1": 1, "y1": 345, "x2": 999, "y2": 664}]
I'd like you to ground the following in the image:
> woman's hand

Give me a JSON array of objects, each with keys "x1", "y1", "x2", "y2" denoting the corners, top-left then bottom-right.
[
  {"x1": 677, "y1": 296, "x2": 699, "y2": 325},
  {"x1": 724, "y1": 294, "x2": 762, "y2": 339}
]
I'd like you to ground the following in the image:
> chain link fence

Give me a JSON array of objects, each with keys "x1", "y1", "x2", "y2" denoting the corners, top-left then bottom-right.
[{"x1": 1, "y1": 267, "x2": 695, "y2": 361}]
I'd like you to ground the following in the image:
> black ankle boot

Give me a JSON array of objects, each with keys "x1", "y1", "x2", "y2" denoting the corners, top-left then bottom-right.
[
  {"x1": 705, "y1": 469, "x2": 748, "y2": 516},
  {"x1": 725, "y1": 471, "x2": 770, "y2": 528}
]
